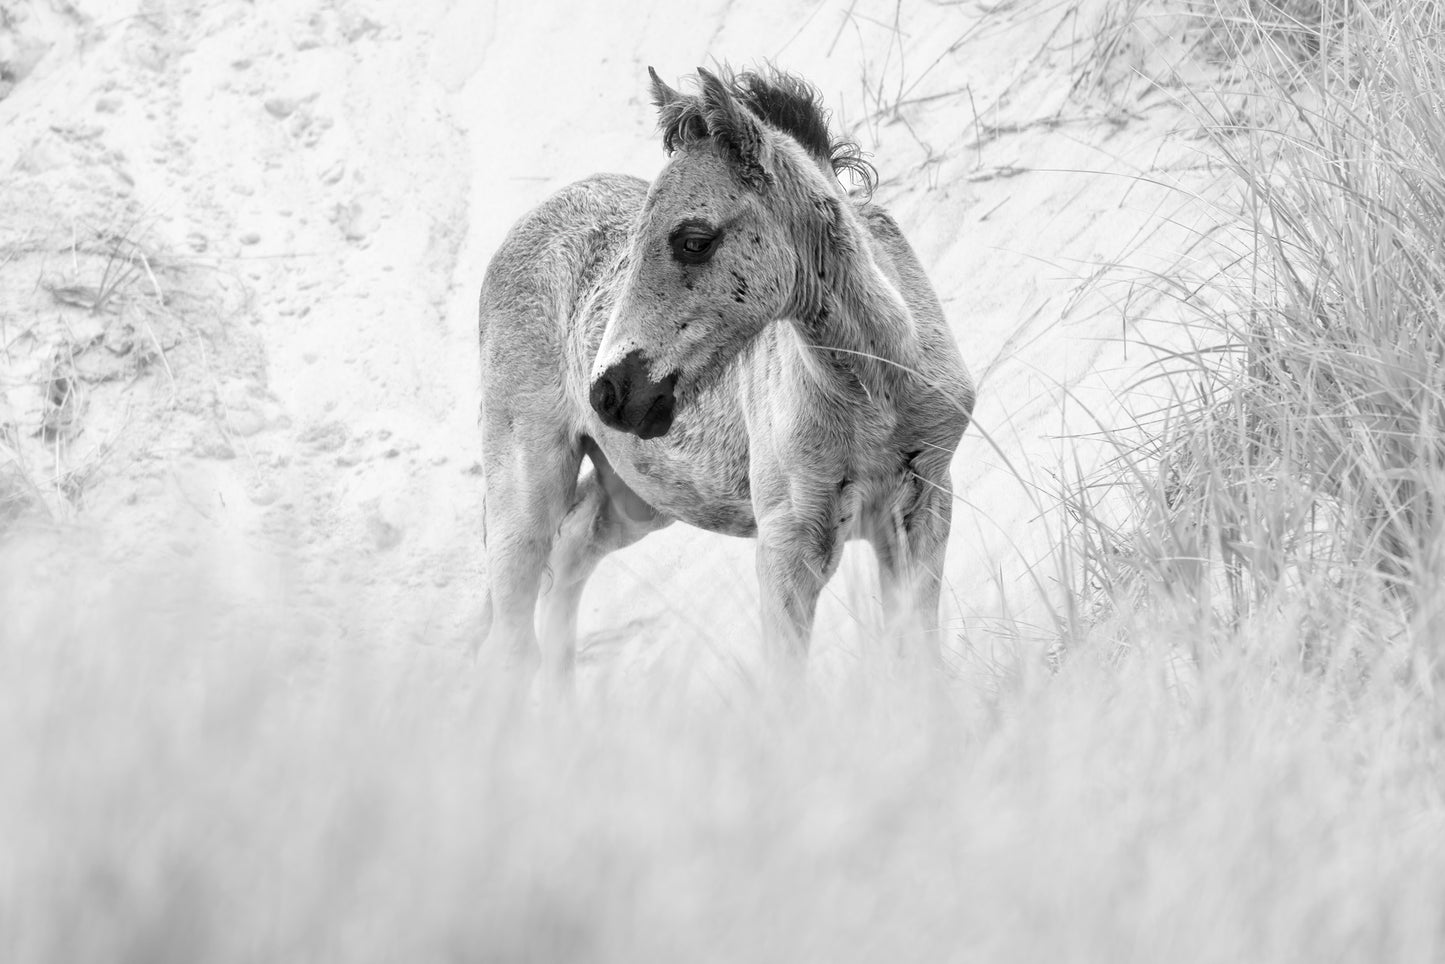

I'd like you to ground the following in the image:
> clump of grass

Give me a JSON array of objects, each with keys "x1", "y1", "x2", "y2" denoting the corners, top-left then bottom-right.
[
  {"x1": 1078, "y1": 0, "x2": 1360, "y2": 114},
  {"x1": 1076, "y1": 2, "x2": 1445, "y2": 673},
  {"x1": 1204, "y1": 0, "x2": 1360, "y2": 65},
  {"x1": 0, "y1": 219, "x2": 194, "y2": 523}
]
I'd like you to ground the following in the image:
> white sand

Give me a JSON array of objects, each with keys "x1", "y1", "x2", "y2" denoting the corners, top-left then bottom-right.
[{"x1": 1, "y1": 0, "x2": 1219, "y2": 683}]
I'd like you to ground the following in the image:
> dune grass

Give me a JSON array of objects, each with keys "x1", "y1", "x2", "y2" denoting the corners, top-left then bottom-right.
[
  {"x1": 6, "y1": 1, "x2": 1445, "y2": 961},
  {"x1": 1075, "y1": 0, "x2": 1445, "y2": 669}
]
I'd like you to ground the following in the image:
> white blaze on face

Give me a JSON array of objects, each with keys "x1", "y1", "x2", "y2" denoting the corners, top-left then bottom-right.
[{"x1": 591, "y1": 304, "x2": 637, "y2": 383}]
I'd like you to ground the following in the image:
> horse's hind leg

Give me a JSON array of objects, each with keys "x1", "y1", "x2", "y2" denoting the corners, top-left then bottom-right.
[
  {"x1": 536, "y1": 438, "x2": 671, "y2": 688},
  {"x1": 479, "y1": 415, "x2": 581, "y2": 678},
  {"x1": 869, "y1": 470, "x2": 953, "y2": 666}
]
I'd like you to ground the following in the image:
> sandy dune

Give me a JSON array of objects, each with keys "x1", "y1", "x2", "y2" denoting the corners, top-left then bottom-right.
[{"x1": 2, "y1": 0, "x2": 1216, "y2": 682}]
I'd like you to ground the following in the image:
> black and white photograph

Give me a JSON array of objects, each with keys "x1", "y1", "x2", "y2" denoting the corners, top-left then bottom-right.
[{"x1": 2, "y1": 0, "x2": 1440, "y2": 959}]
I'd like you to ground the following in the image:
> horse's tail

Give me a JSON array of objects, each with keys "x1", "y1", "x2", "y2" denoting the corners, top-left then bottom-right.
[
  {"x1": 473, "y1": 488, "x2": 492, "y2": 657},
  {"x1": 474, "y1": 593, "x2": 492, "y2": 657}
]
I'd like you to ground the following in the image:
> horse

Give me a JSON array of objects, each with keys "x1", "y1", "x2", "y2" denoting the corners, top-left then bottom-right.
[{"x1": 476, "y1": 66, "x2": 975, "y2": 686}]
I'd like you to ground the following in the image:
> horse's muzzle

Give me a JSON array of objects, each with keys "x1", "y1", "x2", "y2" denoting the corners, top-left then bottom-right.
[{"x1": 590, "y1": 349, "x2": 680, "y2": 440}]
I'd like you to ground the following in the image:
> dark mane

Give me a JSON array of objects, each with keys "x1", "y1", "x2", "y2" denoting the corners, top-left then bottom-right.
[{"x1": 657, "y1": 66, "x2": 878, "y2": 197}]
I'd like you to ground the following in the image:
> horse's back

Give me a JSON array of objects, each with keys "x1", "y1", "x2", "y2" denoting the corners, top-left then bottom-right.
[
  {"x1": 478, "y1": 174, "x2": 646, "y2": 402},
  {"x1": 860, "y1": 204, "x2": 976, "y2": 433}
]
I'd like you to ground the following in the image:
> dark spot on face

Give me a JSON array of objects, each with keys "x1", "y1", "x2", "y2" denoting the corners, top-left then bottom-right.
[
  {"x1": 730, "y1": 269, "x2": 750, "y2": 304},
  {"x1": 685, "y1": 280, "x2": 695, "y2": 291},
  {"x1": 678, "y1": 320, "x2": 690, "y2": 332}
]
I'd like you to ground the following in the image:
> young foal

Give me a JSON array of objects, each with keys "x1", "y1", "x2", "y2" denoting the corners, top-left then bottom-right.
[{"x1": 477, "y1": 67, "x2": 974, "y2": 683}]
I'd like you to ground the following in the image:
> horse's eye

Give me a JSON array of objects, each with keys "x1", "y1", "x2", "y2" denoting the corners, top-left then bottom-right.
[{"x1": 670, "y1": 224, "x2": 720, "y2": 265}]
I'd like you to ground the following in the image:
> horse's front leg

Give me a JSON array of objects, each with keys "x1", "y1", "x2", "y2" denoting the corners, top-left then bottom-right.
[
  {"x1": 478, "y1": 415, "x2": 581, "y2": 682},
  {"x1": 753, "y1": 478, "x2": 854, "y2": 680}
]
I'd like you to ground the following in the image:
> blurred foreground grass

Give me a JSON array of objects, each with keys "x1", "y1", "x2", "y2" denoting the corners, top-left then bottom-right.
[{"x1": 3, "y1": 544, "x2": 1444, "y2": 962}]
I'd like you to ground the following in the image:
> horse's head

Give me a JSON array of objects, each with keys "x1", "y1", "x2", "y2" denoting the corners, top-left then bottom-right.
[{"x1": 589, "y1": 66, "x2": 873, "y2": 440}]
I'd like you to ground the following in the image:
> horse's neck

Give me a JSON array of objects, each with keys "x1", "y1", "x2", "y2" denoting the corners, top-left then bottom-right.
[{"x1": 795, "y1": 227, "x2": 921, "y2": 403}]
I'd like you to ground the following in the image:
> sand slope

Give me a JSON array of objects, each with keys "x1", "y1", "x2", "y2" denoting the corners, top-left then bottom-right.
[{"x1": 1, "y1": 0, "x2": 1216, "y2": 682}]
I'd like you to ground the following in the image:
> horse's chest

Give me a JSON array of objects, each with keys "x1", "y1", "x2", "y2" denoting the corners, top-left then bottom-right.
[
  {"x1": 608, "y1": 400, "x2": 758, "y2": 537},
  {"x1": 636, "y1": 451, "x2": 755, "y2": 536}
]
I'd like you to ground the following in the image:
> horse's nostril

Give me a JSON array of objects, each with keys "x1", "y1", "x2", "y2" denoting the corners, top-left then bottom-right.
[
  {"x1": 590, "y1": 374, "x2": 619, "y2": 417},
  {"x1": 634, "y1": 391, "x2": 676, "y2": 440},
  {"x1": 592, "y1": 352, "x2": 678, "y2": 436}
]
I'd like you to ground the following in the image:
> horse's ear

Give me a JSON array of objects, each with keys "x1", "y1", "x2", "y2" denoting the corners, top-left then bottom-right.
[
  {"x1": 648, "y1": 67, "x2": 682, "y2": 110},
  {"x1": 695, "y1": 66, "x2": 770, "y2": 190},
  {"x1": 650, "y1": 67, "x2": 695, "y2": 153}
]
